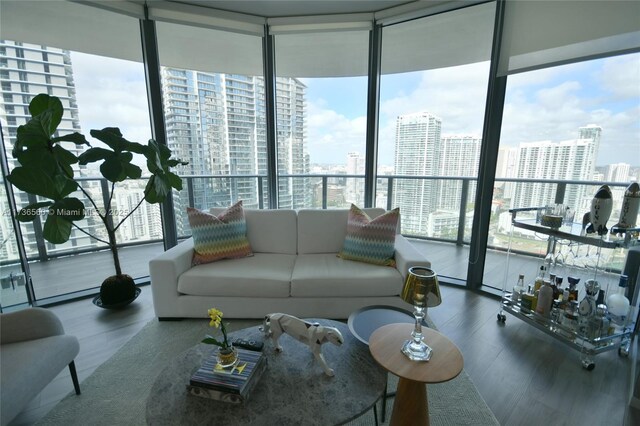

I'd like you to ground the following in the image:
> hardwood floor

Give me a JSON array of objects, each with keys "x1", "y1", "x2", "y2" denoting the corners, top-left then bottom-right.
[{"x1": 8, "y1": 284, "x2": 637, "y2": 425}]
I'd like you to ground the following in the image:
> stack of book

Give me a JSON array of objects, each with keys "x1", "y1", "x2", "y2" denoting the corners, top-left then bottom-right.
[{"x1": 187, "y1": 348, "x2": 267, "y2": 404}]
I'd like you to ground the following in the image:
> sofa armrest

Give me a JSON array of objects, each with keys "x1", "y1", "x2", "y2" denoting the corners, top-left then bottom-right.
[
  {"x1": 149, "y1": 238, "x2": 195, "y2": 317},
  {"x1": 0, "y1": 308, "x2": 65, "y2": 345},
  {"x1": 394, "y1": 235, "x2": 431, "y2": 281}
]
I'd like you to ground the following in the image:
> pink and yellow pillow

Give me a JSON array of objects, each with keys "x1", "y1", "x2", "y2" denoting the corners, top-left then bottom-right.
[
  {"x1": 338, "y1": 204, "x2": 399, "y2": 266},
  {"x1": 187, "y1": 201, "x2": 253, "y2": 265}
]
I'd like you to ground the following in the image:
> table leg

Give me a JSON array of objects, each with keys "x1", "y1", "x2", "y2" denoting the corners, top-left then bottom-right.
[{"x1": 389, "y1": 377, "x2": 428, "y2": 426}]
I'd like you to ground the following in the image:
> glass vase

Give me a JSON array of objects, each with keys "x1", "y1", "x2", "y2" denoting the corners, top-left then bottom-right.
[{"x1": 216, "y1": 346, "x2": 238, "y2": 368}]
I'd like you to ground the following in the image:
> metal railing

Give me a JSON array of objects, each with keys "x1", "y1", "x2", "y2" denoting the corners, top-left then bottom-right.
[{"x1": 10, "y1": 173, "x2": 634, "y2": 266}]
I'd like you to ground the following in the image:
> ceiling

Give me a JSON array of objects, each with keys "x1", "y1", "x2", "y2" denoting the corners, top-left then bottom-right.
[{"x1": 161, "y1": 0, "x2": 440, "y2": 17}]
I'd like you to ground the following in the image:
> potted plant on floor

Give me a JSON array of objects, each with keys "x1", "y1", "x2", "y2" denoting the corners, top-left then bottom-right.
[{"x1": 7, "y1": 94, "x2": 187, "y2": 308}]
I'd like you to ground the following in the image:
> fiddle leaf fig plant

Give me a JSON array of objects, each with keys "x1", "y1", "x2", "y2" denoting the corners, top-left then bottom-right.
[{"x1": 7, "y1": 94, "x2": 187, "y2": 304}]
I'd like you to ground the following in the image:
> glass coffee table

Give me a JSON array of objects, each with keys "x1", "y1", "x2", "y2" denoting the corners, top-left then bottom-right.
[
  {"x1": 347, "y1": 305, "x2": 427, "y2": 345},
  {"x1": 146, "y1": 319, "x2": 386, "y2": 425}
]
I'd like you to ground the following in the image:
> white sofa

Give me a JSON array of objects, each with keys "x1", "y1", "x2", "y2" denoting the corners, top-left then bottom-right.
[{"x1": 149, "y1": 208, "x2": 431, "y2": 319}]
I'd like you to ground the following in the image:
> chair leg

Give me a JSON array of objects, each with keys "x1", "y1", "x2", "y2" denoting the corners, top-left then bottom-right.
[
  {"x1": 382, "y1": 380, "x2": 387, "y2": 423},
  {"x1": 373, "y1": 402, "x2": 379, "y2": 426},
  {"x1": 69, "y1": 361, "x2": 81, "y2": 395}
]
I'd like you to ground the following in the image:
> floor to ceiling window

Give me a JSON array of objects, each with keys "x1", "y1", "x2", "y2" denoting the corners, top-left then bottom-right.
[
  {"x1": 482, "y1": 0, "x2": 640, "y2": 292},
  {"x1": 274, "y1": 27, "x2": 369, "y2": 209},
  {"x1": 155, "y1": 20, "x2": 265, "y2": 236},
  {"x1": 376, "y1": 2, "x2": 495, "y2": 282},
  {"x1": 0, "y1": 1, "x2": 154, "y2": 304}
]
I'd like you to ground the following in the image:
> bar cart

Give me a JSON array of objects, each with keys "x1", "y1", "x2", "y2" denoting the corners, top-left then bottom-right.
[{"x1": 497, "y1": 207, "x2": 640, "y2": 370}]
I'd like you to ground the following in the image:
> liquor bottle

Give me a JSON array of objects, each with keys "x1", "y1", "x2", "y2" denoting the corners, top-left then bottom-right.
[
  {"x1": 554, "y1": 276, "x2": 563, "y2": 301},
  {"x1": 536, "y1": 279, "x2": 554, "y2": 317},
  {"x1": 521, "y1": 285, "x2": 537, "y2": 314},
  {"x1": 512, "y1": 274, "x2": 525, "y2": 303},
  {"x1": 561, "y1": 300, "x2": 580, "y2": 340},
  {"x1": 588, "y1": 304, "x2": 610, "y2": 341},
  {"x1": 607, "y1": 275, "x2": 631, "y2": 334},
  {"x1": 534, "y1": 265, "x2": 546, "y2": 293},
  {"x1": 567, "y1": 276, "x2": 580, "y2": 301}
]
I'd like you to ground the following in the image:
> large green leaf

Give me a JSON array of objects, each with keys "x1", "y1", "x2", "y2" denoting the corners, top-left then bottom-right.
[
  {"x1": 78, "y1": 147, "x2": 113, "y2": 165},
  {"x1": 16, "y1": 201, "x2": 53, "y2": 222},
  {"x1": 28, "y1": 94, "x2": 63, "y2": 135},
  {"x1": 13, "y1": 119, "x2": 50, "y2": 157},
  {"x1": 52, "y1": 145, "x2": 78, "y2": 166},
  {"x1": 90, "y1": 128, "x2": 125, "y2": 152},
  {"x1": 123, "y1": 162, "x2": 142, "y2": 179},
  {"x1": 53, "y1": 174, "x2": 77, "y2": 199},
  {"x1": 15, "y1": 148, "x2": 57, "y2": 175},
  {"x1": 144, "y1": 176, "x2": 164, "y2": 203},
  {"x1": 7, "y1": 167, "x2": 58, "y2": 200},
  {"x1": 50, "y1": 198, "x2": 85, "y2": 221},
  {"x1": 100, "y1": 156, "x2": 125, "y2": 182},
  {"x1": 166, "y1": 171, "x2": 183, "y2": 191},
  {"x1": 51, "y1": 132, "x2": 90, "y2": 146},
  {"x1": 42, "y1": 214, "x2": 72, "y2": 244}
]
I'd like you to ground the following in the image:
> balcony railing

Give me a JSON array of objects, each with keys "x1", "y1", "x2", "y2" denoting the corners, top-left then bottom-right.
[
  {"x1": 14, "y1": 174, "x2": 633, "y2": 263},
  {"x1": 1, "y1": 173, "x2": 635, "y2": 308}
]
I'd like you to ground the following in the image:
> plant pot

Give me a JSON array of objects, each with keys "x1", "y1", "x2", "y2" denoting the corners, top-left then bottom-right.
[
  {"x1": 93, "y1": 274, "x2": 139, "y2": 308},
  {"x1": 216, "y1": 346, "x2": 238, "y2": 368}
]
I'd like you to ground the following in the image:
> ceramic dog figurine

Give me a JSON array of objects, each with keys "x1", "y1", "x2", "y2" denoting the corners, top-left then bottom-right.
[{"x1": 262, "y1": 313, "x2": 344, "y2": 376}]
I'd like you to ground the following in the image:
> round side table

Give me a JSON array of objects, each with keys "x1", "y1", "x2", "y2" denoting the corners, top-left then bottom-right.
[{"x1": 369, "y1": 323, "x2": 463, "y2": 426}]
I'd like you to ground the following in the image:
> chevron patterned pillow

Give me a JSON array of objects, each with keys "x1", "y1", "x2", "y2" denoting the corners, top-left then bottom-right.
[
  {"x1": 338, "y1": 204, "x2": 399, "y2": 266},
  {"x1": 187, "y1": 201, "x2": 253, "y2": 265}
]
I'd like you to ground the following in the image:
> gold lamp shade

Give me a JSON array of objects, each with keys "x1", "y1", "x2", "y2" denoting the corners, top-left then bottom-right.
[{"x1": 401, "y1": 267, "x2": 441, "y2": 308}]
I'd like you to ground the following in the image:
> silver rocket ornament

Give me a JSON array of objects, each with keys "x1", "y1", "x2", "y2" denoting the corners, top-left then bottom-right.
[
  {"x1": 584, "y1": 184, "x2": 613, "y2": 236},
  {"x1": 612, "y1": 182, "x2": 640, "y2": 234}
]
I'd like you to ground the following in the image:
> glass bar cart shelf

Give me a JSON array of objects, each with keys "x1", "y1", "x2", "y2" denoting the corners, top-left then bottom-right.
[{"x1": 498, "y1": 207, "x2": 640, "y2": 371}]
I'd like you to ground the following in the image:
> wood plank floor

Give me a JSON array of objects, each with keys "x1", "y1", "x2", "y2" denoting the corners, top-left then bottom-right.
[{"x1": 8, "y1": 284, "x2": 637, "y2": 426}]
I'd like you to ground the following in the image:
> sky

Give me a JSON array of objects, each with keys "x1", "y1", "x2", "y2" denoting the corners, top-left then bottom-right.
[{"x1": 70, "y1": 51, "x2": 640, "y2": 169}]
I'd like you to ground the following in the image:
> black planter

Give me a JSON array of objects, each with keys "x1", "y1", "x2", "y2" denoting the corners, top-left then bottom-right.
[{"x1": 93, "y1": 274, "x2": 140, "y2": 309}]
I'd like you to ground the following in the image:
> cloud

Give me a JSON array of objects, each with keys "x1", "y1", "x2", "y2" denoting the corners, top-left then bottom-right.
[
  {"x1": 380, "y1": 62, "x2": 490, "y2": 136},
  {"x1": 307, "y1": 101, "x2": 367, "y2": 163},
  {"x1": 70, "y1": 52, "x2": 151, "y2": 145},
  {"x1": 500, "y1": 55, "x2": 640, "y2": 165},
  {"x1": 598, "y1": 54, "x2": 640, "y2": 100}
]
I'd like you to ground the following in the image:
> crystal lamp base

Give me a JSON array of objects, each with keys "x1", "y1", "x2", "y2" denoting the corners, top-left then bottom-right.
[{"x1": 401, "y1": 339, "x2": 433, "y2": 361}]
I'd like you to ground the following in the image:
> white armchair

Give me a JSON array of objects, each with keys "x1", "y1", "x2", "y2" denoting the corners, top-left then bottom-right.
[{"x1": 0, "y1": 307, "x2": 80, "y2": 426}]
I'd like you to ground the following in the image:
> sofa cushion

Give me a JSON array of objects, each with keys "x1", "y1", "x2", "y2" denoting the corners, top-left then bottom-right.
[
  {"x1": 297, "y1": 208, "x2": 386, "y2": 254},
  {"x1": 178, "y1": 253, "x2": 296, "y2": 298},
  {"x1": 291, "y1": 253, "x2": 403, "y2": 297},
  {"x1": 338, "y1": 204, "x2": 399, "y2": 266},
  {"x1": 210, "y1": 208, "x2": 297, "y2": 255},
  {"x1": 188, "y1": 201, "x2": 253, "y2": 265}
]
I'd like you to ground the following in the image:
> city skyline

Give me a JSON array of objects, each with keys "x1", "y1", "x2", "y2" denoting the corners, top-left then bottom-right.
[
  {"x1": 64, "y1": 50, "x2": 639, "y2": 168},
  {"x1": 1, "y1": 41, "x2": 638, "y2": 251}
]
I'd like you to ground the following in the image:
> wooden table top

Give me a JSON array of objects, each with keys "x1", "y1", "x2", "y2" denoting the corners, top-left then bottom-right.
[{"x1": 369, "y1": 323, "x2": 463, "y2": 384}]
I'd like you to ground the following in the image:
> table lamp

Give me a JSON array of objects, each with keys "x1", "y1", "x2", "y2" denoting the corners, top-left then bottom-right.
[{"x1": 400, "y1": 266, "x2": 441, "y2": 361}]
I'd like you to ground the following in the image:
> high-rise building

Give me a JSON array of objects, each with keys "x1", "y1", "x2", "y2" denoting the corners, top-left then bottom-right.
[
  {"x1": 438, "y1": 135, "x2": 481, "y2": 211},
  {"x1": 392, "y1": 112, "x2": 442, "y2": 235},
  {"x1": 0, "y1": 40, "x2": 103, "y2": 258},
  {"x1": 275, "y1": 77, "x2": 309, "y2": 209},
  {"x1": 161, "y1": 68, "x2": 308, "y2": 235},
  {"x1": 606, "y1": 163, "x2": 630, "y2": 183},
  {"x1": 496, "y1": 146, "x2": 519, "y2": 200},
  {"x1": 512, "y1": 126, "x2": 601, "y2": 212},
  {"x1": 346, "y1": 152, "x2": 365, "y2": 206}
]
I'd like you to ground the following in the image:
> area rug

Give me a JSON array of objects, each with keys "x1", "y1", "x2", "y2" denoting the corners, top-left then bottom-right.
[{"x1": 37, "y1": 318, "x2": 499, "y2": 426}]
